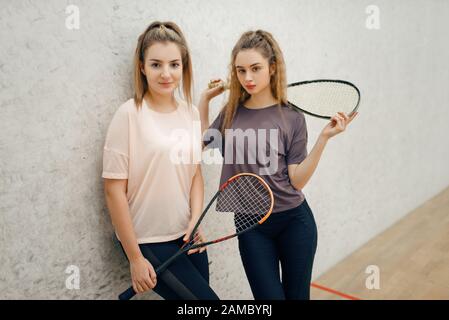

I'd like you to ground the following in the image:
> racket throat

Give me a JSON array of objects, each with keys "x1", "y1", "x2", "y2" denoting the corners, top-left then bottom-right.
[{"x1": 155, "y1": 250, "x2": 185, "y2": 275}]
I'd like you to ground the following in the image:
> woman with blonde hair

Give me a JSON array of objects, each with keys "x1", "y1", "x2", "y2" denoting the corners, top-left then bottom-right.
[
  {"x1": 200, "y1": 30, "x2": 357, "y2": 299},
  {"x1": 102, "y1": 21, "x2": 219, "y2": 300}
]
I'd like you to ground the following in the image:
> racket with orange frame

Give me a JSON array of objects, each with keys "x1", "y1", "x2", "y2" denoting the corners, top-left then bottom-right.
[{"x1": 118, "y1": 172, "x2": 274, "y2": 300}]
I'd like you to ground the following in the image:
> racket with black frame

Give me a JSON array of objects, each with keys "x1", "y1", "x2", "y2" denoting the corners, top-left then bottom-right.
[
  {"x1": 209, "y1": 78, "x2": 360, "y2": 118},
  {"x1": 287, "y1": 79, "x2": 360, "y2": 119},
  {"x1": 118, "y1": 172, "x2": 274, "y2": 300}
]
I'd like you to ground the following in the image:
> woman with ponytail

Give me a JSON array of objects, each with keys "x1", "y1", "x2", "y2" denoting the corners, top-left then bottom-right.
[
  {"x1": 102, "y1": 21, "x2": 219, "y2": 300},
  {"x1": 200, "y1": 30, "x2": 357, "y2": 300}
]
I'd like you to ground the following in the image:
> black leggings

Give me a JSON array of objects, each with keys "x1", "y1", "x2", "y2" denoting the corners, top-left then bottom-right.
[
  {"x1": 119, "y1": 236, "x2": 219, "y2": 300},
  {"x1": 237, "y1": 199, "x2": 318, "y2": 300}
]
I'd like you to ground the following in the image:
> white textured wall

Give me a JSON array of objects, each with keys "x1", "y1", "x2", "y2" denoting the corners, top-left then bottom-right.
[{"x1": 1, "y1": 0, "x2": 448, "y2": 299}]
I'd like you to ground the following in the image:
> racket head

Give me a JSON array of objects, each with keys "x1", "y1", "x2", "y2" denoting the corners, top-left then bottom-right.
[
  {"x1": 287, "y1": 79, "x2": 360, "y2": 119},
  {"x1": 153, "y1": 173, "x2": 274, "y2": 258},
  {"x1": 214, "y1": 173, "x2": 274, "y2": 236}
]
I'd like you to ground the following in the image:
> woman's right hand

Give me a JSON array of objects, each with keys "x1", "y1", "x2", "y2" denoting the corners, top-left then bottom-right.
[
  {"x1": 200, "y1": 78, "x2": 226, "y2": 102},
  {"x1": 130, "y1": 255, "x2": 157, "y2": 294}
]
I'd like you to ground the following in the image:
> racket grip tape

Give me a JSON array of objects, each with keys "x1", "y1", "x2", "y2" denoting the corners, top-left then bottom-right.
[{"x1": 118, "y1": 286, "x2": 136, "y2": 300}]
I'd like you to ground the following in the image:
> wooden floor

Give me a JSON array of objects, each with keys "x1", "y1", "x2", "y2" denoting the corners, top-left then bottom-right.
[{"x1": 311, "y1": 186, "x2": 449, "y2": 300}]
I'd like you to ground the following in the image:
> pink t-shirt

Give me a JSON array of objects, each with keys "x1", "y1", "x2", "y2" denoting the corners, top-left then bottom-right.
[{"x1": 102, "y1": 98, "x2": 202, "y2": 243}]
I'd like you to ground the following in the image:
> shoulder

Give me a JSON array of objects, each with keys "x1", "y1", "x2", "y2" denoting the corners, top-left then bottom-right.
[
  {"x1": 177, "y1": 99, "x2": 200, "y2": 119},
  {"x1": 191, "y1": 104, "x2": 200, "y2": 121},
  {"x1": 115, "y1": 98, "x2": 137, "y2": 117},
  {"x1": 280, "y1": 103, "x2": 306, "y2": 126},
  {"x1": 108, "y1": 99, "x2": 137, "y2": 129},
  {"x1": 191, "y1": 103, "x2": 199, "y2": 118}
]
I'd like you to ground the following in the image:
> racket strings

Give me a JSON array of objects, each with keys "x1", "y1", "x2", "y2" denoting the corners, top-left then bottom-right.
[
  {"x1": 216, "y1": 175, "x2": 272, "y2": 233},
  {"x1": 288, "y1": 81, "x2": 359, "y2": 117}
]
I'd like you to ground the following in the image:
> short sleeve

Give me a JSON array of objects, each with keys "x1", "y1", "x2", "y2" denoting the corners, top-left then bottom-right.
[
  {"x1": 286, "y1": 111, "x2": 308, "y2": 165},
  {"x1": 190, "y1": 104, "x2": 203, "y2": 165},
  {"x1": 188, "y1": 103, "x2": 200, "y2": 122},
  {"x1": 202, "y1": 111, "x2": 224, "y2": 152},
  {"x1": 102, "y1": 105, "x2": 129, "y2": 179}
]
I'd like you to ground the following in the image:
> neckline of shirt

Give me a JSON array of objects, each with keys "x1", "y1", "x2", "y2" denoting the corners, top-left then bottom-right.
[
  {"x1": 241, "y1": 103, "x2": 280, "y2": 111},
  {"x1": 143, "y1": 97, "x2": 181, "y2": 115}
]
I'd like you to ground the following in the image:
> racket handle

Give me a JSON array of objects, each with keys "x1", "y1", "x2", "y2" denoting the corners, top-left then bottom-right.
[
  {"x1": 118, "y1": 286, "x2": 136, "y2": 300},
  {"x1": 117, "y1": 259, "x2": 171, "y2": 300},
  {"x1": 118, "y1": 243, "x2": 190, "y2": 300}
]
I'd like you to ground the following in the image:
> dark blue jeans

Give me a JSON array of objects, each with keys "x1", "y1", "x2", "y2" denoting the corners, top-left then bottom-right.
[
  {"x1": 118, "y1": 236, "x2": 219, "y2": 300},
  {"x1": 237, "y1": 199, "x2": 318, "y2": 300}
]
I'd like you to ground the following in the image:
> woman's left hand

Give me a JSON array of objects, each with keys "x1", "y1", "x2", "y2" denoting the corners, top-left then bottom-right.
[
  {"x1": 200, "y1": 78, "x2": 226, "y2": 102},
  {"x1": 320, "y1": 112, "x2": 358, "y2": 140},
  {"x1": 183, "y1": 221, "x2": 207, "y2": 255}
]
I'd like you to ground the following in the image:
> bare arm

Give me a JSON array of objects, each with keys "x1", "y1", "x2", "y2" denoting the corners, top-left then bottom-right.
[
  {"x1": 104, "y1": 179, "x2": 142, "y2": 262},
  {"x1": 198, "y1": 80, "x2": 226, "y2": 137},
  {"x1": 184, "y1": 165, "x2": 206, "y2": 254},
  {"x1": 104, "y1": 178, "x2": 156, "y2": 293},
  {"x1": 189, "y1": 165, "x2": 204, "y2": 223},
  {"x1": 288, "y1": 112, "x2": 358, "y2": 191},
  {"x1": 198, "y1": 95, "x2": 211, "y2": 137},
  {"x1": 288, "y1": 134, "x2": 328, "y2": 190}
]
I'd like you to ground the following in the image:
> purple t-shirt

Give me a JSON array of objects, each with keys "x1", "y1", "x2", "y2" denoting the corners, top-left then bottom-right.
[{"x1": 203, "y1": 103, "x2": 308, "y2": 213}]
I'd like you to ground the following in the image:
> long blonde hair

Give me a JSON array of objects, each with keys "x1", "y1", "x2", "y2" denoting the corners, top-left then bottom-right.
[
  {"x1": 133, "y1": 21, "x2": 193, "y2": 108},
  {"x1": 221, "y1": 30, "x2": 288, "y2": 133}
]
